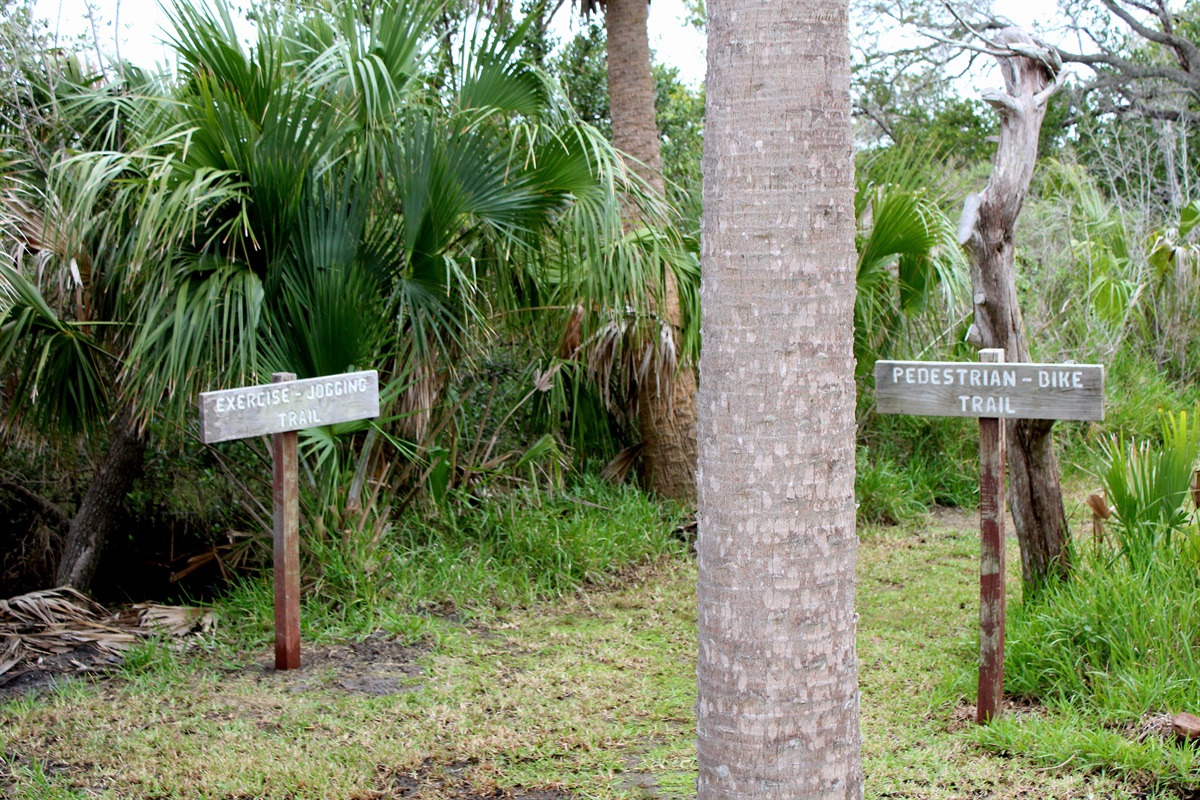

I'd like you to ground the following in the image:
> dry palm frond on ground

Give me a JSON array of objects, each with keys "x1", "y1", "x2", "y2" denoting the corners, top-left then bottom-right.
[{"x1": 0, "y1": 586, "x2": 213, "y2": 681}]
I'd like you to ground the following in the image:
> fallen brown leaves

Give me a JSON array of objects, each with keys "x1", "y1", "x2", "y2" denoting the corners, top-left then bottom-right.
[{"x1": 0, "y1": 586, "x2": 214, "y2": 683}]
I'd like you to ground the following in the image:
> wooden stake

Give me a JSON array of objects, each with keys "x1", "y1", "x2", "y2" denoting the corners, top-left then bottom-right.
[
  {"x1": 272, "y1": 372, "x2": 301, "y2": 671},
  {"x1": 976, "y1": 349, "x2": 1006, "y2": 724}
]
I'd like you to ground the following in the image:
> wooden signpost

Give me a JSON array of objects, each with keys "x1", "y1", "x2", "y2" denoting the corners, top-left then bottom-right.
[
  {"x1": 875, "y1": 351, "x2": 1104, "y2": 723},
  {"x1": 199, "y1": 370, "x2": 380, "y2": 670}
]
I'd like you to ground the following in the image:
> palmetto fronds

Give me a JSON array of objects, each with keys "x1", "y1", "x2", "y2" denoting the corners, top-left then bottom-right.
[
  {"x1": 0, "y1": 257, "x2": 114, "y2": 438},
  {"x1": 0, "y1": 587, "x2": 213, "y2": 678},
  {"x1": 2, "y1": 0, "x2": 682, "y2": 523},
  {"x1": 854, "y1": 181, "x2": 969, "y2": 375}
]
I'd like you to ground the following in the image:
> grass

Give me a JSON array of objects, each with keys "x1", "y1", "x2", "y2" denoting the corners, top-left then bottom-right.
[
  {"x1": 953, "y1": 415, "x2": 1200, "y2": 797},
  {"x1": 856, "y1": 511, "x2": 1156, "y2": 799},
  {"x1": 970, "y1": 525, "x2": 1200, "y2": 794},
  {"x1": 0, "y1": 498, "x2": 1185, "y2": 798},
  {"x1": 856, "y1": 413, "x2": 979, "y2": 524},
  {"x1": 214, "y1": 476, "x2": 687, "y2": 649}
]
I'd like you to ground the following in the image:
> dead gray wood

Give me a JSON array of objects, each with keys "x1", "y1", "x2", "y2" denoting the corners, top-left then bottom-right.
[{"x1": 958, "y1": 27, "x2": 1071, "y2": 590}]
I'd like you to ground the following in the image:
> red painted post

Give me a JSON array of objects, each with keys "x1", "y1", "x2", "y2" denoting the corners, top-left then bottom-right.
[
  {"x1": 272, "y1": 372, "x2": 301, "y2": 670},
  {"x1": 976, "y1": 349, "x2": 1006, "y2": 723}
]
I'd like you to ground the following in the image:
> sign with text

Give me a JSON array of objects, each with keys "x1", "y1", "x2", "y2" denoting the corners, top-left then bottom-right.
[
  {"x1": 197, "y1": 369, "x2": 380, "y2": 671},
  {"x1": 199, "y1": 370, "x2": 379, "y2": 444},
  {"x1": 875, "y1": 360, "x2": 1104, "y2": 421}
]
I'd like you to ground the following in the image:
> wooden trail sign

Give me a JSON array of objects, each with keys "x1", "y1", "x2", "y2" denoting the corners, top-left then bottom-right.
[
  {"x1": 198, "y1": 370, "x2": 380, "y2": 670},
  {"x1": 876, "y1": 352, "x2": 1104, "y2": 724},
  {"x1": 875, "y1": 360, "x2": 1104, "y2": 421},
  {"x1": 199, "y1": 371, "x2": 379, "y2": 444}
]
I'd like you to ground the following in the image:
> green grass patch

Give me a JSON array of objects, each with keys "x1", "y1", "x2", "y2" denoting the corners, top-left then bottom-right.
[
  {"x1": 855, "y1": 513, "x2": 1141, "y2": 799},
  {"x1": 856, "y1": 413, "x2": 978, "y2": 524},
  {"x1": 960, "y1": 409, "x2": 1200, "y2": 795},
  {"x1": 213, "y1": 476, "x2": 687, "y2": 649},
  {"x1": 385, "y1": 476, "x2": 687, "y2": 612},
  {"x1": 978, "y1": 545, "x2": 1200, "y2": 795},
  {"x1": 1, "y1": 500, "x2": 1158, "y2": 799}
]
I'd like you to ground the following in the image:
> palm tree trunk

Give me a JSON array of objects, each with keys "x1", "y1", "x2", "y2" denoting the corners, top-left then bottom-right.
[
  {"x1": 606, "y1": 0, "x2": 663, "y2": 191},
  {"x1": 960, "y1": 29, "x2": 1068, "y2": 590},
  {"x1": 697, "y1": 0, "x2": 861, "y2": 795},
  {"x1": 605, "y1": 0, "x2": 699, "y2": 505},
  {"x1": 56, "y1": 407, "x2": 147, "y2": 590}
]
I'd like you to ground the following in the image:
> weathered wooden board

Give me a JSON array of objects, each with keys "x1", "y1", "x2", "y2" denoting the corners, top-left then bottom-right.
[
  {"x1": 875, "y1": 360, "x2": 1104, "y2": 421},
  {"x1": 199, "y1": 370, "x2": 379, "y2": 444}
]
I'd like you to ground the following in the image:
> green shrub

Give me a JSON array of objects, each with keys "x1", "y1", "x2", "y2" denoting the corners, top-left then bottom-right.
[
  {"x1": 987, "y1": 413, "x2": 1200, "y2": 793},
  {"x1": 1098, "y1": 408, "x2": 1200, "y2": 569}
]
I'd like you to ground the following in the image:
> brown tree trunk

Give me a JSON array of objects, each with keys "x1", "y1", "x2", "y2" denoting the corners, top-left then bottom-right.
[
  {"x1": 604, "y1": 0, "x2": 699, "y2": 505},
  {"x1": 697, "y1": 0, "x2": 861, "y2": 795},
  {"x1": 55, "y1": 408, "x2": 147, "y2": 590},
  {"x1": 959, "y1": 29, "x2": 1069, "y2": 589},
  {"x1": 636, "y1": 270, "x2": 699, "y2": 505}
]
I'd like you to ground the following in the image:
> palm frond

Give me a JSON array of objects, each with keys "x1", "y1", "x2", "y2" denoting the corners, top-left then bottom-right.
[
  {"x1": 854, "y1": 181, "x2": 968, "y2": 372},
  {"x1": 297, "y1": 0, "x2": 437, "y2": 129},
  {"x1": 123, "y1": 258, "x2": 264, "y2": 420},
  {"x1": 455, "y1": 14, "x2": 548, "y2": 119},
  {"x1": 0, "y1": 259, "x2": 115, "y2": 436}
]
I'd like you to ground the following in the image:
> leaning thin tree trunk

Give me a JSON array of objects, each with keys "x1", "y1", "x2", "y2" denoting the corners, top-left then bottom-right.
[
  {"x1": 697, "y1": 0, "x2": 861, "y2": 795},
  {"x1": 56, "y1": 407, "x2": 147, "y2": 590},
  {"x1": 604, "y1": 0, "x2": 699, "y2": 505},
  {"x1": 959, "y1": 28, "x2": 1069, "y2": 589}
]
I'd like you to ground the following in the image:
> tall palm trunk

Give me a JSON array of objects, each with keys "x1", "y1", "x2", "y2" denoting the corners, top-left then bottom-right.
[
  {"x1": 696, "y1": 0, "x2": 861, "y2": 795},
  {"x1": 604, "y1": 0, "x2": 699, "y2": 505},
  {"x1": 56, "y1": 407, "x2": 147, "y2": 590},
  {"x1": 606, "y1": 0, "x2": 662, "y2": 188}
]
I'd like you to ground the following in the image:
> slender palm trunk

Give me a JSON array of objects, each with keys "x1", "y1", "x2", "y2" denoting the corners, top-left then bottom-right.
[
  {"x1": 605, "y1": 0, "x2": 662, "y2": 189},
  {"x1": 56, "y1": 407, "x2": 146, "y2": 590},
  {"x1": 696, "y1": 0, "x2": 861, "y2": 795},
  {"x1": 604, "y1": 0, "x2": 699, "y2": 505}
]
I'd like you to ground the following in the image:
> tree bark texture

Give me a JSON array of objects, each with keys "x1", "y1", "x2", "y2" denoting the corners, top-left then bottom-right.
[
  {"x1": 55, "y1": 408, "x2": 147, "y2": 590},
  {"x1": 697, "y1": 0, "x2": 861, "y2": 796},
  {"x1": 635, "y1": 271, "x2": 700, "y2": 505},
  {"x1": 958, "y1": 29, "x2": 1070, "y2": 589},
  {"x1": 605, "y1": 0, "x2": 664, "y2": 194},
  {"x1": 604, "y1": 0, "x2": 699, "y2": 505}
]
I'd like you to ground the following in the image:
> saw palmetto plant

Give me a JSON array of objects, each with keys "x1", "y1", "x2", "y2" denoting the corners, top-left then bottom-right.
[{"x1": 0, "y1": 0, "x2": 685, "y2": 588}]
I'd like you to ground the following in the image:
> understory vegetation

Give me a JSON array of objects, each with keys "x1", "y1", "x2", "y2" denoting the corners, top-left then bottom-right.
[
  {"x1": 221, "y1": 477, "x2": 690, "y2": 644},
  {"x1": 964, "y1": 411, "x2": 1200, "y2": 793},
  {"x1": 2, "y1": 0, "x2": 1200, "y2": 795},
  {"x1": 3, "y1": 512, "x2": 1178, "y2": 800}
]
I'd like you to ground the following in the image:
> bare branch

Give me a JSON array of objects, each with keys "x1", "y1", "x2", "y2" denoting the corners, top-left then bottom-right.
[
  {"x1": 1102, "y1": 0, "x2": 1200, "y2": 75},
  {"x1": 919, "y1": 30, "x2": 1009, "y2": 57},
  {"x1": 1103, "y1": 0, "x2": 1182, "y2": 50},
  {"x1": 1060, "y1": 48, "x2": 1196, "y2": 84},
  {"x1": 939, "y1": 0, "x2": 1002, "y2": 49},
  {"x1": 1033, "y1": 70, "x2": 1065, "y2": 107},
  {"x1": 0, "y1": 479, "x2": 69, "y2": 529},
  {"x1": 981, "y1": 87, "x2": 1020, "y2": 114}
]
